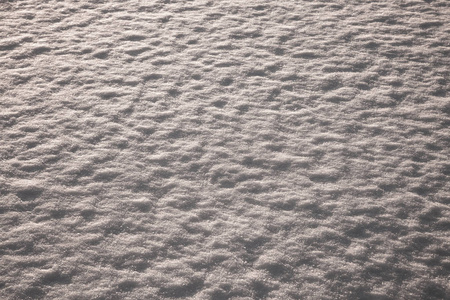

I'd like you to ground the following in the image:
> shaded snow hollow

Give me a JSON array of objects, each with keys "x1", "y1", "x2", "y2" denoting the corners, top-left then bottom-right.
[{"x1": 1, "y1": 0, "x2": 449, "y2": 299}]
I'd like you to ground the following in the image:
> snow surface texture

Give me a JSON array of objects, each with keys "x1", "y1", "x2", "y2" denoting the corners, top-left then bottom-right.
[{"x1": 1, "y1": 0, "x2": 449, "y2": 299}]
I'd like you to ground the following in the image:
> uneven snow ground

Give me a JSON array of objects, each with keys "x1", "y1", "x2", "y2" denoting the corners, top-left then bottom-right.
[{"x1": 1, "y1": 0, "x2": 449, "y2": 299}]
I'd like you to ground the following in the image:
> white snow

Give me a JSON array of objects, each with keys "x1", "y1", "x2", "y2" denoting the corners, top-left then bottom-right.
[{"x1": 1, "y1": 0, "x2": 449, "y2": 299}]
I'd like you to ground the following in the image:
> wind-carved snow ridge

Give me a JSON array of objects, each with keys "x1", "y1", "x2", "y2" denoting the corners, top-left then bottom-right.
[{"x1": 0, "y1": 0, "x2": 449, "y2": 299}]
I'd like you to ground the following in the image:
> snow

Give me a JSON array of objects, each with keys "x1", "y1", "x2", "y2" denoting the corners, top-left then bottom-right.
[{"x1": 1, "y1": 0, "x2": 449, "y2": 299}]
